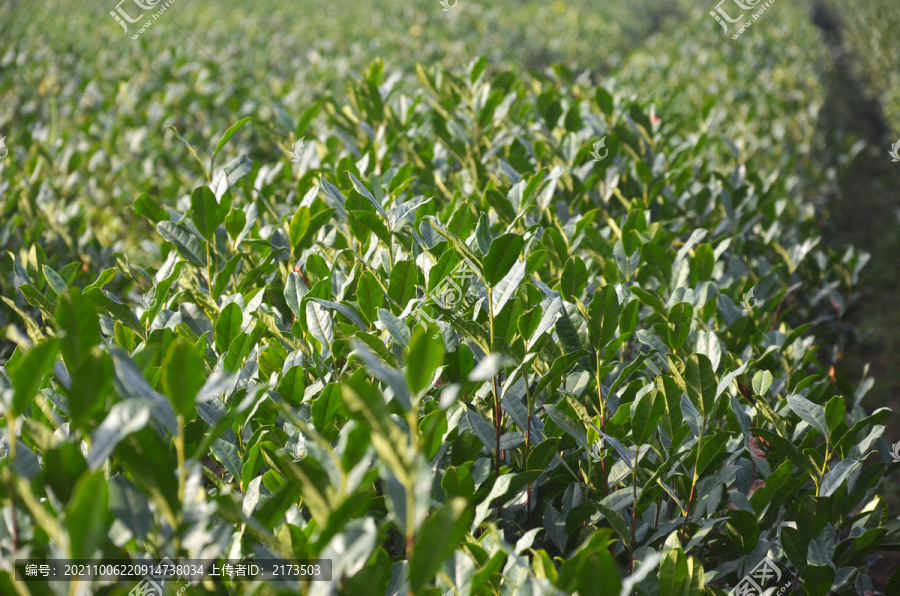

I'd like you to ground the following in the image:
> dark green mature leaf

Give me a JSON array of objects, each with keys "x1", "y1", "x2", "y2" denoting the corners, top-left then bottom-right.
[
  {"x1": 483, "y1": 233, "x2": 524, "y2": 286},
  {"x1": 666, "y1": 302, "x2": 693, "y2": 352},
  {"x1": 388, "y1": 259, "x2": 419, "y2": 310},
  {"x1": 161, "y1": 338, "x2": 205, "y2": 418},
  {"x1": 215, "y1": 302, "x2": 243, "y2": 353},
  {"x1": 157, "y1": 221, "x2": 205, "y2": 267},
  {"x1": 356, "y1": 270, "x2": 384, "y2": 324},
  {"x1": 588, "y1": 285, "x2": 621, "y2": 351},
  {"x1": 632, "y1": 390, "x2": 665, "y2": 444},
  {"x1": 475, "y1": 213, "x2": 492, "y2": 254},
  {"x1": 133, "y1": 193, "x2": 168, "y2": 224},
  {"x1": 55, "y1": 289, "x2": 100, "y2": 369},
  {"x1": 341, "y1": 379, "x2": 408, "y2": 484},
  {"x1": 683, "y1": 354, "x2": 716, "y2": 419},
  {"x1": 84, "y1": 288, "x2": 145, "y2": 340},
  {"x1": 65, "y1": 471, "x2": 110, "y2": 559},
  {"x1": 351, "y1": 210, "x2": 392, "y2": 247},
  {"x1": 9, "y1": 339, "x2": 59, "y2": 416},
  {"x1": 410, "y1": 498, "x2": 472, "y2": 593},
  {"x1": 658, "y1": 548, "x2": 704, "y2": 596},
  {"x1": 801, "y1": 565, "x2": 835, "y2": 596},
  {"x1": 754, "y1": 428, "x2": 821, "y2": 483},
  {"x1": 560, "y1": 256, "x2": 587, "y2": 301},
  {"x1": 191, "y1": 186, "x2": 229, "y2": 240},
  {"x1": 557, "y1": 530, "x2": 622, "y2": 596},
  {"x1": 788, "y1": 394, "x2": 829, "y2": 437},
  {"x1": 289, "y1": 206, "x2": 311, "y2": 251}
]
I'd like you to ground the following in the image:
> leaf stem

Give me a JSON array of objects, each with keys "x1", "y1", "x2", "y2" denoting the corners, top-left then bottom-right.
[
  {"x1": 488, "y1": 286, "x2": 503, "y2": 522},
  {"x1": 680, "y1": 428, "x2": 703, "y2": 546},
  {"x1": 405, "y1": 399, "x2": 420, "y2": 562},
  {"x1": 5, "y1": 414, "x2": 19, "y2": 552},
  {"x1": 175, "y1": 414, "x2": 186, "y2": 554},
  {"x1": 596, "y1": 350, "x2": 608, "y2": 498},
  {"x1": 525, "y1": 372, "x2": 533, "y2": 527}
]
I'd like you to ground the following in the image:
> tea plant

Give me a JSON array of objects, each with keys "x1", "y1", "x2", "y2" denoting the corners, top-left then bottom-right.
[
  {"x1": 1, "y1": 53, "x2": 897, "y2": 594},
  {"x1": 1, "y1": 0, "x2": 898, "y2": 594}
]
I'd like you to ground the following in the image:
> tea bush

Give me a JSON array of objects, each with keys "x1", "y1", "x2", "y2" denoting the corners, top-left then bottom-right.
[{"x1": 1, "y1": 1, "x2": 898, "y2": 595}]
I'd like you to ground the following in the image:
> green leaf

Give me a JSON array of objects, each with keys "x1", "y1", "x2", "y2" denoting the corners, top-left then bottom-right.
[
  {"x1": 752, "y1": 370, "x2": 774, "y2": 397},
  {"x1": 683, "y1": 354, "x2": 716, "y2": 419},
  {"x1": 306, "y1": 301, "x2": 334, "y2": 348},
  {"x1": 588, "y1": 285, "x2": 621, "y2": 351},
  {"x1": 388, "y1": 259, "x2": 419, "y2": 310},
  {"x1": 289, "y1": 206, "x2": 311, "y2": 252},
  {"x1": 410, "y1": 498, "x2": 473, "y2": 593},
  {"x1": 284, "y1": 272, "x2": 309, "y2": 318},
  {"x1": 429, "y1": 219, "x2": 483, "y2": 279},
  {"x1": 475, "y1": 213, "x2": 492, "y2": 254},
  {"x1": 55, "y1": 289, "x2": 101, "y2": 369},
  {"x1": 801, "y1": 564, "x2": 835, "y2": 596},
  {"x1": 42, "y1": 265, "x2": 68, "y2": 295},
  {"x1": 215, "y1": 302, "x2": 243, "y2": 354},
  {"x1": 8, "y1": 339, "x2": 59, "y2": 416},
  {"x1": 161, "y1": 338, "x2": 205, "y2": 418},
  {"x1": 788, "y1": 394, "x2": 829, "y2": 437},
  {"x1": 65, "y1": 471, "x2": 110, "y2": 559},
  {"x1": 557, "y1": 530, "x2": 622, "y2": 596},
  {"x1": 157, "y1": 221, "x2": 205, "y2": 267},
  {"x1": 406, "y1": 325, "x2": 444, "y2": 395},
  {"x1": 141, "y1": 261, "x2": 184, "y2": 326},
  {"x1": 356, "y1": 270, "x2": 384, "y2": 324},
  {"x1": 211, "y1": 116, "x2": 253, "y2": 171},
  {"x1": 666, "y1": 302, "x2": 693, "y2": 352},
  {"x1": 632, "y1": 390, "x2": 665, "y2": 445},
  {"x1": 84, "y1": 288, "x2": 145, "y2": 340},
  {"x1": 133, "y1": 193, "x2": 168, "y2": 224},
  {"x1": 169, "y1": 126, "x2": 210, "y2": 180},
  {"x1": 526, "y1": 438, "x2": 560, "y2": 471},
  {"x1": 341, "y1": 380, "x2": 408, "y2": 483},
  {"x1": 658, "y1": 548, "x2": 705, "y2": 596},
  {"x1": 642, "y1": 241, "x2": 673, "y2": 289},
  {"x1": 560, "y1": 256, "x2": 588, "y2": 301},
  {"x1": 483, "y1": 233, "x2": 524, "y2": 286},
  {"x1": 191, "y1": 185, "x2": 227, "y2": 240},
  {"x1": 348, "y1": 172, "x2": 388, "y2": 219},
  {"x1": 278, "y1": 366, "x2": 307, "y2": 405},
  {"x1": 350, "y1": 210, "x2": 392, "y2": 247},
  {"x1": 754, "y1": 427, "x2": 821, "y2": 484}
]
